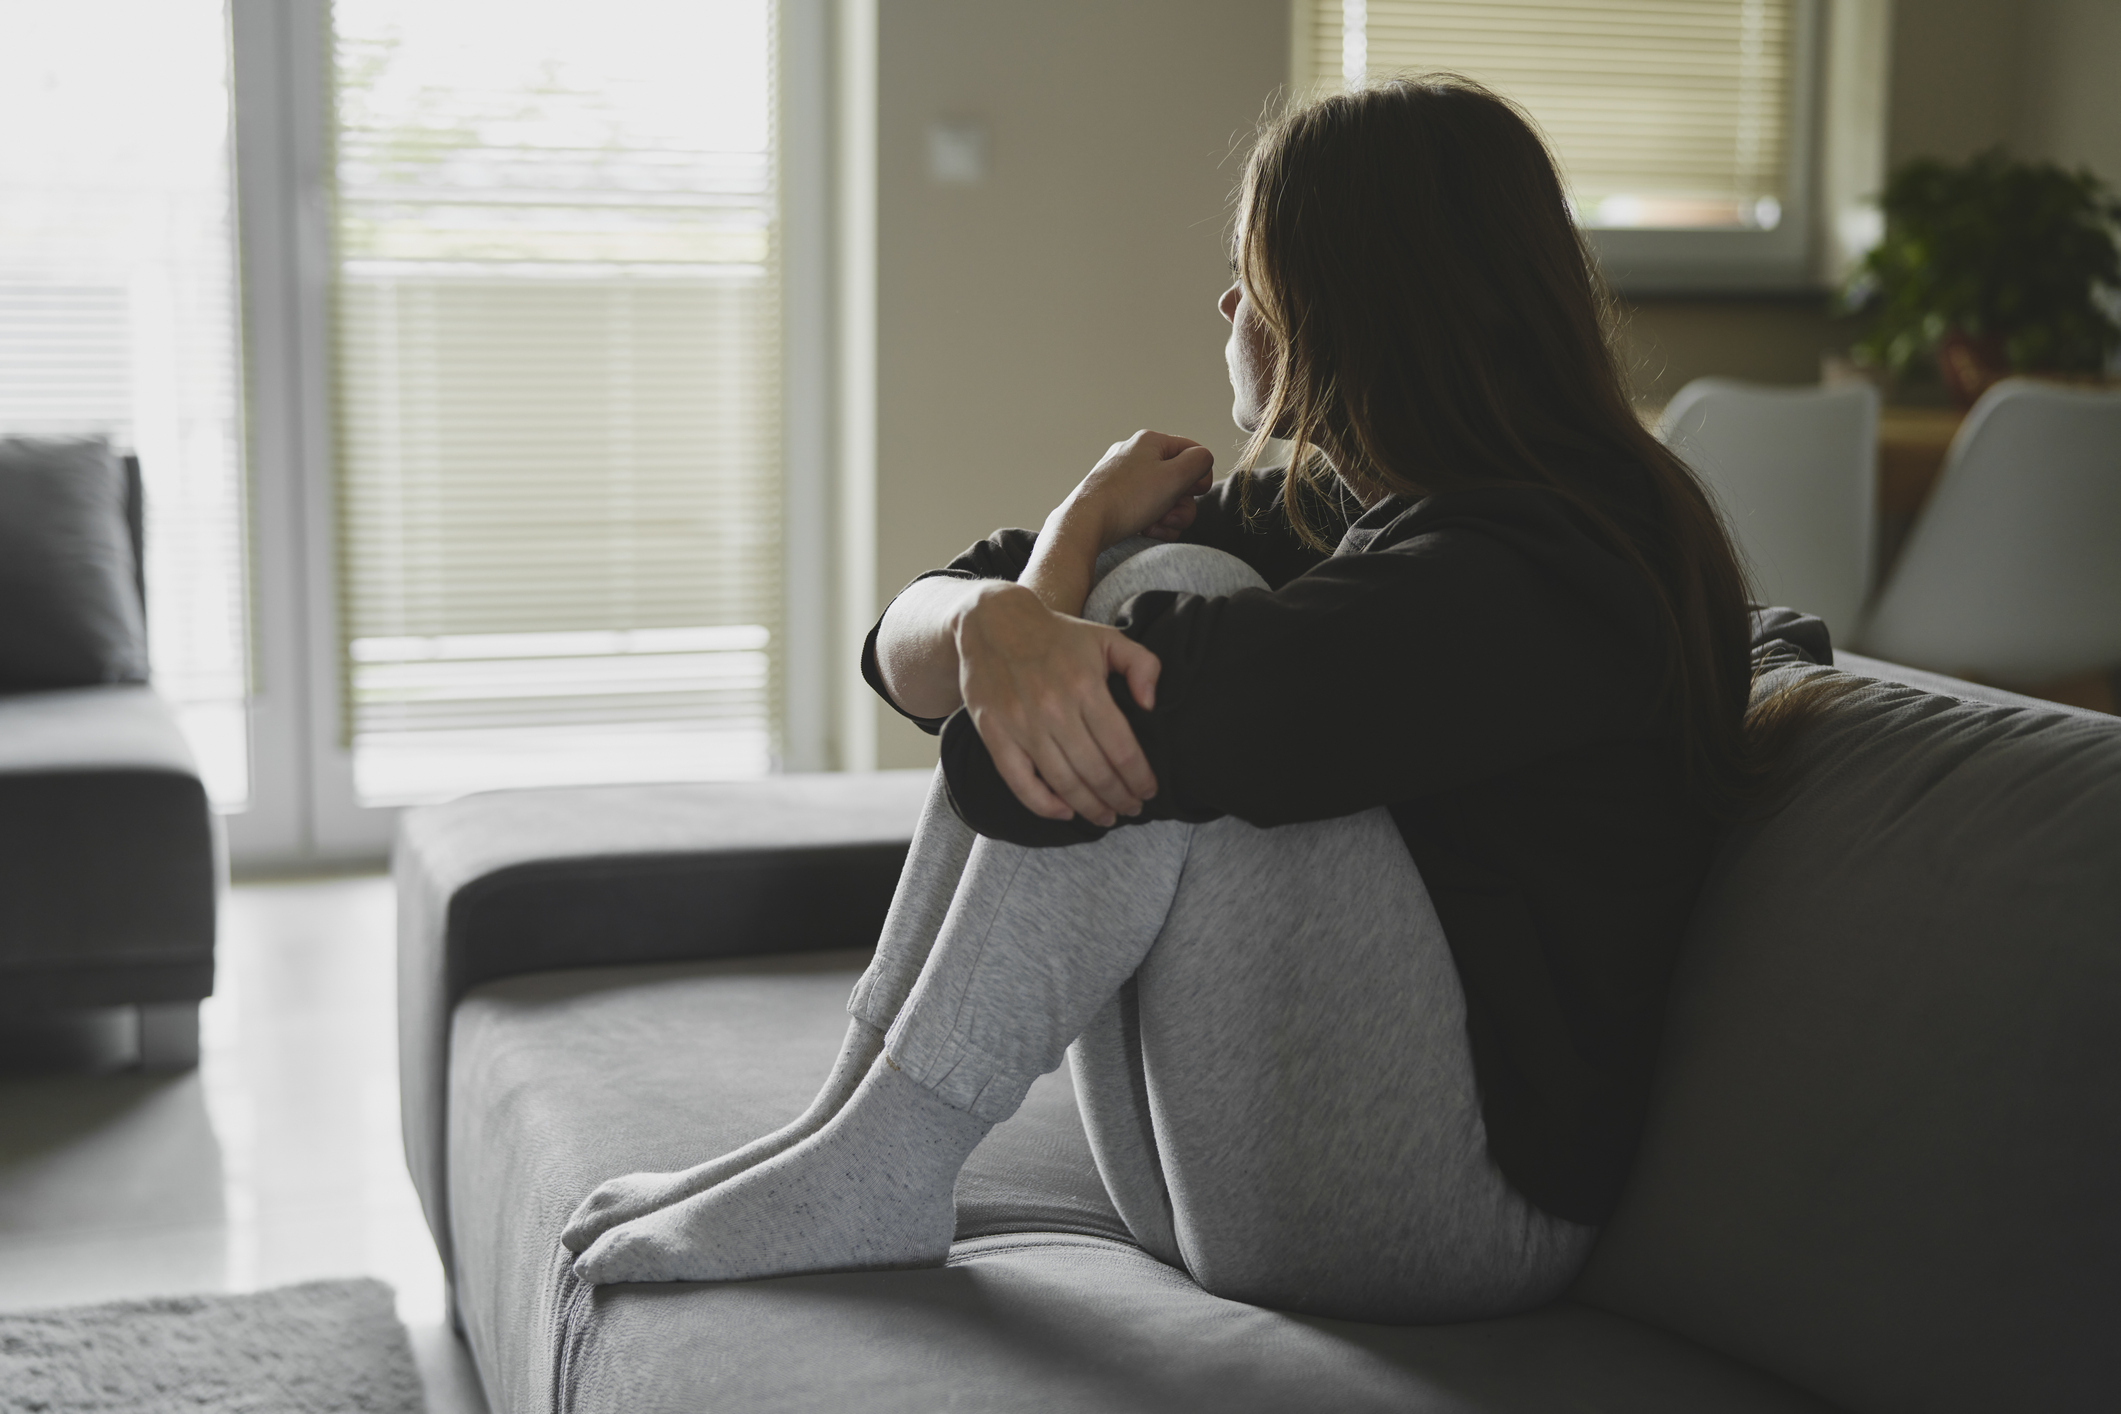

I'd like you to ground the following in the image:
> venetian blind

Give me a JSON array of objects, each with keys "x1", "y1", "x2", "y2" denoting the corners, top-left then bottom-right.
[
  {"x1": 331, "y1": 0, "x2": 781, "y2": 803},
  {"x1": 1313, "y1": 0, "x2": 1795, "y2": 228}
]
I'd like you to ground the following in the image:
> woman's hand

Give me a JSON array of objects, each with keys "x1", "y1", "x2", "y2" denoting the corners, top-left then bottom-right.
[
  {"x1": 876, "y1": 429, "x2": 1207, "y2": 819},
  {"x1": 1022, "y1": 430, "x2": 1214, "y2": 618},
  {"x1": 1059, "y1": 430, "x2": 1215, "y2": 551},
  {"x1": 952, "y1": 581, "x2": 1161, "y2": 827}
]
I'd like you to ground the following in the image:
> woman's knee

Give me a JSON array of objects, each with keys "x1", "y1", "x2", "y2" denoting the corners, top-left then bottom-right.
[{"x1": 1083, "y1": 542, "x2": 1268, "y2": 626}]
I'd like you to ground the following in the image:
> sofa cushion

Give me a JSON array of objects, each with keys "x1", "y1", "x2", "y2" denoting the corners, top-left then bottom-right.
[
  {"x1": 0, "y1": 437, "x2": 149, "y2": 691},
  {"x1": 0, "y1": 686, "x2": 216, "y2": 1011},
  {"x1": 1576, "y1": 664, "x2": 2121, "y2": 1413},
  {"x1": 449, "y1": 954, "x2": 1834, "y2": 1414}
]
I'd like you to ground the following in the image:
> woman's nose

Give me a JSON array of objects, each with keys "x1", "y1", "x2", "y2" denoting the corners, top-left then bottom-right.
[{"x1": 1218, "y1": 283, "x2": 1240, "y2": 323}]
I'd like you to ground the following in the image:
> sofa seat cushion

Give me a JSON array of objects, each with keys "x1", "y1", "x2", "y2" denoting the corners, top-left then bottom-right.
[
  {"x1": 0, "y1": 685, "x2": 215, "y2": 1011},
  {"x1": 449, "y1": 954, "x2": 1834, "y2": 1414}
]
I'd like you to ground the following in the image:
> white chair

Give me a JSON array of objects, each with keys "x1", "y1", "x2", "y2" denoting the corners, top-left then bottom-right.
[
  {"x1": 1858, "y1": 378, "x2": 2121, "y2": 685},
  {"x1": 1658, "y1": 378, "x2": 1880, "y2": 640}
]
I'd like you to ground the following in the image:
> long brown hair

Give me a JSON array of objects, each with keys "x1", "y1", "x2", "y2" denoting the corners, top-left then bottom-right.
[{"x1": 1233, "y1": 76, "x2": 1807, "y2": 814}]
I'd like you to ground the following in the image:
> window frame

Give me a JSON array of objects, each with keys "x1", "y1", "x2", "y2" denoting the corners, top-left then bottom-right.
[{"x1": 1287, "y1": 0, "x2": 1827, "y2": 294}]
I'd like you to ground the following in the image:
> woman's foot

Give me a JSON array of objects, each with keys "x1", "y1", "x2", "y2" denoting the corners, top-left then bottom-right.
[
  {"x1": 571, "y1": 1056, "x2": 992, "y2": 1285},
  {"x1": 559, "y1": 1020, "x2": 885, "y2": 1254}
]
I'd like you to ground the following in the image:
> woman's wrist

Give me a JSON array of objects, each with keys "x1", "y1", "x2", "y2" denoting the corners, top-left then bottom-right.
[
  {"x1": 947, "y1": 578, "x2": 1032, "y2": 638},
  {"x1": 1021, "y1": 508, "x2": 1102, "y2": 616}
]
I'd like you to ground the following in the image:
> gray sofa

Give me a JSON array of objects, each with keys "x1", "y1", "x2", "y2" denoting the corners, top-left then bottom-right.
[
  {"x1": 0, "y1": 445, "x2": 218, "y2": 1067},
  {"x1": 398, "y1": 650, "x2": 2121, "y2": 1413}
]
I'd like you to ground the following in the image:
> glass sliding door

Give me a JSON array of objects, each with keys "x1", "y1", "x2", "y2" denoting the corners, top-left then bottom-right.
[
  {"x1": 0, "y1": 1, "x2": 252, "y2": 808},
  {"x1": 2, "y1": 0, "x2": 802, "y2": 866},
  {"x1": 328, "y1": 0, "x2": 784, "y2": 804}
]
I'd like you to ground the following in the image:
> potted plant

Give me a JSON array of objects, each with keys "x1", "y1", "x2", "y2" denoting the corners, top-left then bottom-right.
[{"x1": 1845, "y1": 150, "x2": 2121, "y2": 407}]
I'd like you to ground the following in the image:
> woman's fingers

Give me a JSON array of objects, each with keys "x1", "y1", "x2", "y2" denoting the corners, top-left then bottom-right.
[
  {"x1": 1068, "y1": 430, "x2": 1219, "y2": 548},
  {"x1": 1116, "y1": 429, "x2": 1202, "y2": 459},
  {"x1": 956, "y1": 589, "x2": 1165, "y2": 827},
  {"x1": 1166, "y1": 444, "x2": 1214, "y2": 483},
  {"x1": 1145, "y1": 497, "x2": 1198, "y2": 542},
  {"x1": 988, "y1": 737, "x2": 1073, "y2": 821},
  {"x1": 1053, "y1": 712, "x2": 1145, "y2": 821},
  {"x1": 1107, "y1": 632, "x2": 1162, "y2": 712},
  {"x1": 1027, "y1": 735, "x2": 1120, "y2": 827},
  {"x1": 1084, "y1": 692, "x2": 1158, "y2": 802}
]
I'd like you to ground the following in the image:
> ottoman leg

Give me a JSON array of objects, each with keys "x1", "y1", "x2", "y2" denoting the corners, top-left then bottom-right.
[{"x1": 138, "y1": 1001, "x2": 201, "y2": 1070}]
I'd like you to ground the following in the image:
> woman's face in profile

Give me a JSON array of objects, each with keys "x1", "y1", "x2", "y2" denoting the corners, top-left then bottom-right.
[{"x1": 1220, "y1": 277, "x2": 1272, "y2": 434}]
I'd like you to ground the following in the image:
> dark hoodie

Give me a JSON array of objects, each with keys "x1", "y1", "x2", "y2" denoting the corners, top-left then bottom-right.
[{"x1": 862, "y1": 468, "x2": 1751, "y2": 1225}]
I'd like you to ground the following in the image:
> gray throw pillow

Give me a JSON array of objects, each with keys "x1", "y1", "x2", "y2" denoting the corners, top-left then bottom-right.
[{"x1": 0, "y1": 436, "x2": 150, "y2": 690}]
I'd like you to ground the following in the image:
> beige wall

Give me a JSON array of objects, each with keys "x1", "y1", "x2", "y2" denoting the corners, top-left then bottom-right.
[
  {"x1": 870, "y1": 0, "x2": 1287, "y2": 768},
  {"x1": 1614, "y1": 297, "x2": 1850, "y2": 407},
  {"x1": 1885, "y1": 0, "x2": 2027, "y2": 167},
  {"x1": 2002, "y1": 0, "x2": 2121, "y2": 182},
  {"x1": 1888, "y1": 0, "x2": 2121, "y2": 179}
]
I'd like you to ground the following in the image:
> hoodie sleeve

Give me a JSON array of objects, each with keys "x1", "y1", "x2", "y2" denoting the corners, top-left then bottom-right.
[{"x1": 940, "y1": 492, "x2": 1669, "y2": 846}]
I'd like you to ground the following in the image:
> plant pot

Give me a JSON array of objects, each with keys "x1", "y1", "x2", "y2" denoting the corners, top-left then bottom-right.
[{"x1": 1936, "y1": 329, "x2": 2010, "y2": 409}]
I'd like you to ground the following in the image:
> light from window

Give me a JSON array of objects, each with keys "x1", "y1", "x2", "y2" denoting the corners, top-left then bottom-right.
[
  {"x1": 0, "y1": 0, "x2": 251, "y2": 807},
  {"x1": 331, "y1": 0, "x2": 781, "y2": 804}
]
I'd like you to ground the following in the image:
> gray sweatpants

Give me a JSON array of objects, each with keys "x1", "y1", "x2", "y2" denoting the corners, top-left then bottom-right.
[{"x1": 847, "y1": 541, "x2": 1596, "y2": 1324}]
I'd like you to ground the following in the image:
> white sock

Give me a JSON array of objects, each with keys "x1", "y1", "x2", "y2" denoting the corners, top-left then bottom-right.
[
  {"x1": 571, "y1": 1054, "x2": 992, "y2": 1284},
  {"x1": 559, "y1": 1018, "x2": 885, "y2": 1254}
]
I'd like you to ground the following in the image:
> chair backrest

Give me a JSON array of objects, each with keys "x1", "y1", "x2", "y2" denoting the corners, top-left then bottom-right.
[
  {"x1": 1858, "y1": 378, "x2": 2121, "y2": 683},
  {"x1": 1658, "y1": 379, "x2": 1878, "y2": 641}
]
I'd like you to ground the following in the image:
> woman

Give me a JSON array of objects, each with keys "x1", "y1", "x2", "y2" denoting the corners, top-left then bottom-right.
[{"x1": 560, "y1": 77, "x2": 1770, "y2": 1323}]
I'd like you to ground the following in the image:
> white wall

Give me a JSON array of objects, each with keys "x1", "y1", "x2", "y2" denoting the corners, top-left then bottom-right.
[{"x1": 868, "y1": 0, "x2": 1288, "y2": 768}]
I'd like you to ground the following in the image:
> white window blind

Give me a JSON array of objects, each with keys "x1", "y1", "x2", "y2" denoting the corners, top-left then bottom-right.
[
  {"x1": 331, "y1": 0, "x2": 781, "y2": 804},
  {"x1": 0, "y1": 0, "x2": 251, "y2": 807},
  {"x1": 1313, "y1": 0, "x2": 1796, "y2": 230}
]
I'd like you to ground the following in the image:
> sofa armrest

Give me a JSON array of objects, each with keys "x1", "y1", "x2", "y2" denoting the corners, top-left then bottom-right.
[{"x1": 395, "y1": 769, "x2": 932, "y2": 1278}]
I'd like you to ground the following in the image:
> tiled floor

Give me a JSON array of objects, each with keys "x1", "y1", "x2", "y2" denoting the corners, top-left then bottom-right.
[{"x1": 0, "y1": 874, "x2": 488, "y2": 1414}]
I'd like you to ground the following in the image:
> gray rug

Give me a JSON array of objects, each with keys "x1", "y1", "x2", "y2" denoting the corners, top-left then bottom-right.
[{"x1": 0, "y1": 1277, "x2": 426, "y2": 1413}]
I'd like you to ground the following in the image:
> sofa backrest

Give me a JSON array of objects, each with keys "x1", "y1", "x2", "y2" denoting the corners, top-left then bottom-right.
[{"x1": 1575, "y1": 664, "x2": 2121, "y2": 1414}]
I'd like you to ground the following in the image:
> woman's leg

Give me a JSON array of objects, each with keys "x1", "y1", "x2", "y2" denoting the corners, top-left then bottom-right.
[
  {"x1": 572, "y1": 541, "x2": 1586, "y2": 1312},
  {"x1": 1067, "y1": 544, "x2": 1596, "y2": 1319},
  {"x1": 1072, "y1": 808, "x2": 1598, "y2": 1323},
  {"x1": 559, "y1": 767, "x2": 977, "y2": 1252},
  {"x1": 558, "y1": 541, "x2": 1213, "y2": 1256},
  {"x1": 570, "y1": 801, "x2": 1199, "y2": 1283},
  {"x1": 568, "y1": 544, "x2": 1267, "y2": 1284}
]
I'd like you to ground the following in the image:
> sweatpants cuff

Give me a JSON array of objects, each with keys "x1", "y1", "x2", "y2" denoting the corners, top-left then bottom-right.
[{"x1": 883, "y1": 1024, "x2": 1035, "y2": 1124}]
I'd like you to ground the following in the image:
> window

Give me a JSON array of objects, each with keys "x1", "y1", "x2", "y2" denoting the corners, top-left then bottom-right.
[
  {"x1": 329, "y1": 0, "x2": 783, "y2": 803},
  {"x1": 0, "y1": 0, "x2": 251, "y2": 806},
  {"x1": 1299, "y1": 0, "x2": 1819, "y2": 289}
]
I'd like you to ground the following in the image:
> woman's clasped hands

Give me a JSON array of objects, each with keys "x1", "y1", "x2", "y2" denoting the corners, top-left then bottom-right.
[{"x1": 952, "y1": 430, "x2": 1214, "y2": 828}]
